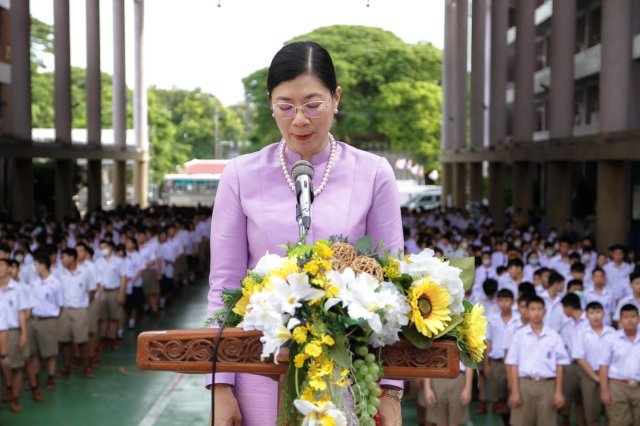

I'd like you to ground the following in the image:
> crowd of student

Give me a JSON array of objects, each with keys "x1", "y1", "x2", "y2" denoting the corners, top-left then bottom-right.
[
  {"x1": 404, "y1": 207, "x2": 640, "y2": 426},
  {"x1": 0, "y1": 206, "x2": 211, "y2": 415}
]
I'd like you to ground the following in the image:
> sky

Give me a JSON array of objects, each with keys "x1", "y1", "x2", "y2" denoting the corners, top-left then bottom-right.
[{"x1": 30, "y1": 0, "x2": 444, "y2": 106}]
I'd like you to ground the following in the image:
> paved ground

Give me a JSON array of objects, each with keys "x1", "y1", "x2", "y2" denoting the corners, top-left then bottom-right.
[{"x1": 0, "y1": 279, "x2": 506, "y2": 426}]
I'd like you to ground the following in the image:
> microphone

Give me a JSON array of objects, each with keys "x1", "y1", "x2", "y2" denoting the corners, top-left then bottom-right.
[{"x1": 291, "y1": 160, "x2": 315, "y2": 233}]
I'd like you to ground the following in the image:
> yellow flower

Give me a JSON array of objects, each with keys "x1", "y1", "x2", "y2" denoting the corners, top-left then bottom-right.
[
  {"x1": 409, "y1": 278, "x2": 452, "y2": 338},
  {"x1": 294, "y1": 353, "x2": 308, "y2": 368},
  {"x1": 314, "y1": 241, "x2": 334, "y2": 260},
  {"x1": 300, "y1": 387, "x2": 315, "y2": 402},
  {"x1": 292, "y1": 326, "x2": 308, "y2": 344},
  {"x1": 309, "y1": 378, "x2": 328, "y2": 391},
  {"x1": 461, "y1": 304, "x2": 488, "y2": 363},
  {"x1": 383, "y1": 258, "x2": 401, "y2": 279},
  {"x1": 232, "y1": 294, "x2": 249, "y2": 316},
  {"x1": 273, "y1": 258, "x2": 301, "y2": 280},
  {"x1": 303, "y1": 260, "x2": 321, "y2": 276},
  {"x1": 304, "y1": 341, "x2": 323, "y2": 358},
  {"x1": 320, "y1": 334, "x2": 335, "y2": 347}
]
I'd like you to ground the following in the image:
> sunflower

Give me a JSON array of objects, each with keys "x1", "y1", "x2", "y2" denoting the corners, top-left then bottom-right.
[
  {"x1": 409, "y1": 278, "x2": 452, "y2": 337},
  {"x1": 461, "y1": 303, "x2": 487, "y2": 363}
]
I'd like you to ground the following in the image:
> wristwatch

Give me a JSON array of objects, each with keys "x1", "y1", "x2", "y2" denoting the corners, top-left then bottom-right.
[{"x1": 381, "y1": 386, "x2": 404, "y2": 401}]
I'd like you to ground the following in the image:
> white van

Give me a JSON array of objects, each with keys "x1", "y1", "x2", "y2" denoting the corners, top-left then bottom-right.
[{"x1": 401, "y1": 186, "x2": 442, "y2": 212}]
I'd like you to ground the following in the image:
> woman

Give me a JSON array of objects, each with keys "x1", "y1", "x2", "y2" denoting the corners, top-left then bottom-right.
[{"x1": 207, "y1": 41, "x2": 404, "y2": 425}]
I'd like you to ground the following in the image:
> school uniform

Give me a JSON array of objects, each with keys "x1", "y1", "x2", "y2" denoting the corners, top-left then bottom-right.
[
  {"x1": 426, "y1": 362, "x2": 469, "y2": 426},
  {"x1": 58, "y1": 267, "x2": 92, "y2": 344},
  {"x1": 505, "y1": 324, "x2": 570, "y2": 426},
  {"x1": 603, "y1": 261, "x2": 633, "y2": 303},
  {"x1": 472, "y1": 264, "x2": 497, "y2": 295},
  {"x1": 498, "y1": 274, "x2": 521, "y2": 297},
  {"x1": 600, "y1": 330, "x2": 640, "y2": 426},
  {"x1": 549, "y1": 255, "x2": 572, "y2": 282},
  {"x1": 491, "y1": 251, "x2": 508, "y2": 269},
  {"x1": 487, "y1": 312, "x2": 520, "y2": 402},
  {"x1": 559, "y1": 315, "x2": 588, "y2": 412},
  {"x1": 571, "y1": 324, "x2": 616, "y2": 424},
  {"x1": 471, "y1": 293, "x2": 500, "y2": 319},
  {"x1": 95, "y1": 255, "x2": 125, "y2": 322},
  {"x1": 138, "y1": 243, "x2": 160, "y2": 296},
  {"x1": 29, "y1": 273, "x2": 64, "y2": 358},
  {"x1": 159, "y1": 240, "x2": 179, "y2": 295},
  {"x1": 613, "y1": 294, "x2": 640, "y2": 323},
  {"x1": 583, "y1": 287, "x2": 615, "y2": 326},
  {"x1": 123, "y1": 251, "x2": 144, "y2": 314},
  {"x1": 0, "y1": 279, "x2": 31, "y2": 369},
  {"x1": 541, "y1": 290, "x2": 565, "y2": 332},
  {"x1": 78, "y1": 260, "x2": 100, "y2": 335}
]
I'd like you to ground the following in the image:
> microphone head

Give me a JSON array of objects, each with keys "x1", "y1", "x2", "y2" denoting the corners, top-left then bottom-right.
[{"x1": 291, "y1": 160, "x2": 315, "y2": 180}]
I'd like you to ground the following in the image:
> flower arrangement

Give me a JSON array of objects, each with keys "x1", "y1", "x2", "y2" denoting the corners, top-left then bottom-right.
[{"x1": 209, "y1": 236, "x2": 487, "y2": 426}]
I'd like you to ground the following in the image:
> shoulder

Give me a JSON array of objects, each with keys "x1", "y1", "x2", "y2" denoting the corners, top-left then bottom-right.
[
  {"x1": 340, "y1": 143, "x2": 392, "y2": 173},
  {"x1": 228, "y1": 143, "x2": 279, "y2": 172}
]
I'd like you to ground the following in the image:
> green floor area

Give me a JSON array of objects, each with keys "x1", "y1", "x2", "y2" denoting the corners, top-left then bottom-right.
[{"x1": 0, "y1": 279, "x2": 505, "y2": 426}]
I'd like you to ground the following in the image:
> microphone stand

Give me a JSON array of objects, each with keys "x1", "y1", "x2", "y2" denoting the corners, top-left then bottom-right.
[{"x1": 296, "y1": 204, "x2": 308, "y2": 245}]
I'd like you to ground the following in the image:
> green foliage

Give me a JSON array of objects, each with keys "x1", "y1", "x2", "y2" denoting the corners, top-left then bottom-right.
[
  {"x1": 447, "y1": 257, "x2": 477, "y2": 292},
  {"x1": 241, "y1": 25, "x2": 442, "y2": 169}
]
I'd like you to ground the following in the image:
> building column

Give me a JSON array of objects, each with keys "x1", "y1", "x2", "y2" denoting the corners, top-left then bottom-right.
[
  {"x1": 546, "y1": 162, "x2": 572, "y2": 233},
  {"x1": 86, "y1": 0, "x2": 102, "y2": 212},
  {"x1": 469, "y1": 162, "x2": 483, "y2": 204},
  {"x1": 596, "y1": 161, "x2": 629, "y2": 251},
  {"x1": 455, "y1": 0, "x2": 468, "y2": 151},
  {"x1": 9, "y1": 0, "x2": 34, "y2": 221},
  {"x1": 600, "y1": 0, "x2": 632, "y2": 132},
  {"x1": 133, "y1": 0, "x2": 149, "y2": 208},
  {"x1": 442, "y1": 163, "x2": 453, "y2": 209},
  {"x1": 452, "y1": 163, "x2": 467, "y2": 208},
  {"x1": 54, "y1": 0, "x2": 74, "y2": 220},
  {"x1": 512, "y1": 162, "x2": 533, "y2": 215},
  {"x1": 489, "y1": 0, "x2": 508, "y2": 147},
  {"x1": 471, "y1": 0, "x2": 488, "y2": 149},
  {"x1": 112, "y1": 0, "x2": 127, "y2": 206},
  {"x1": 441, "y1": 1, "x2": 456, "y2": 208},
  {"x1": 548, "y1": 0, "x2": 576, "y2": 138},
  {"x1": 489, "y1": 162, "x2": 505, "y2": 230},
  {"x1": 513, "y1": 0, "x2": 536, "y2": 142}
]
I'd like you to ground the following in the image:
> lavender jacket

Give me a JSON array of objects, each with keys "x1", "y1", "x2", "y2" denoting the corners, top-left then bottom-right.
[{"x1": 207, "y1": 141, "x2": 404, "y2": 424}]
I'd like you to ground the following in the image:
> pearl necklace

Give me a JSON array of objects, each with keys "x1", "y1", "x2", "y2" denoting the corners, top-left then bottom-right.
[{"x1": 279, "y1": 133, "x2": 337, "y2": 197}]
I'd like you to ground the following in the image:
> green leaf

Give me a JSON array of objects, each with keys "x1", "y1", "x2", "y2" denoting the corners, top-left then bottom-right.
[
  {"x1": 354, "y1": 235, "x2": 373, "y2": 254},
  {"x1": 328, "y1": 335, "x2": 352, "y2": 371},
  {"x1": 401, "y1": 326, "x2": 433, "y2": 350},
  {"x1": 432, "y1": 314, "x2": 463, "y2": 339},
  {"x1": 448, "y1": 257, "x2": 476, "y2": 292}
]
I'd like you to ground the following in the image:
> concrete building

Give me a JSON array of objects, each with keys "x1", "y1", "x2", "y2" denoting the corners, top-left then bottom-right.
[
  {"x1": 0, "y1": 0, "x2": 149, "y2": 222},
  {"x1": 441, "y1": 0, "x2": 640, "y2": 251}
]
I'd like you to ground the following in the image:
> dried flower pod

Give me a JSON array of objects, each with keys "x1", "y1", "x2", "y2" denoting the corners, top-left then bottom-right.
[
  {"x1": 331, "y1": 242, "x2": 357, "y2": 271},
  {"x1": 350, "y1": 255, "x2": 384, "y2": 281}
]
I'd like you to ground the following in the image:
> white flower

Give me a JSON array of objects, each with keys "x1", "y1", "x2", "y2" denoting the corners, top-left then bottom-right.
[
  {"x1": 368, "y1": 281, "x2": 411, "y2": 347},
  {"x1": 293, "y1": 400, "x2": 347, "y2": 426},
  {"x1": 253, "y1": 252, "x2": 287, "y2": 276},
  {"x1": 260, "y1": 318, "x2": 300, "y2": 362},
  {"x1": 271, "y1": 273, "x2": 325, "y2": 316},
  {"x1": 324, "y1": 268, "x2": 356, "y2": 310},
  {"x1": 346, "y1": 272, "x2": 384, "y2": 333},
  {"x1": 242, "y1": 291, "x2": 284, "y2": 333}
]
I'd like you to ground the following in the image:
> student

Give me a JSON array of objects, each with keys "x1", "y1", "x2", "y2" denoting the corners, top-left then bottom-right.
[
  {"x1": 612, "y1": 271, "x2": 640, "y2": 324},
  {"x1": 27, "y1": 253, "x2": 63, "y2": 400},
  {"x1": 570, "y1": 263, "x2": 587, "y2": 289},
  {"x1": 58, "y1": 248, "x2": 93, "y2": 379},
  {"x1": 584, "y1": 267, "x2": 615, "y2": 326},
  {"x1": 559, "y1": 293, "x2": 588, "y2": 426},
  {"x1": 549, "y1": 238, "x2": 572, "y2": 281},
  {"x1": 76, "y1": 243, "x2": 100, "y2": 366},
  {"x1": 523, "y1": 251, "x2": 540, "y2": 283},
  {"x1": 485, "y1": 289, "x2": 518, "y2": 422},
  {"x1": 603, "y1": 245, "x2": 633, "y2": 303},
  {"x1": 599, "y1": 304, "x2": 640, "y2": 426},
  {"x1": 498, "y1": 258, "x2": 525, "y2": 296},
  {"x1": 472, "y1": 278, "x2": 500, "y2": 319},
  {"x1": 532, "y1": 268, "x2": 546, "y2": 295},
  {"x1": 0, "y1": 258, "x2": 31, "y2": 412},
  {"x1": 541, "y1": 272, "x2": 566, "y2": 331},
  {"x1": 473, "y1": 251, "x2": 497, "y2": 298},
  {"x1": 506, "y1": 295, "x2": 570, "y2": 426},
  {"x1": 123, "y1": 237, "x2": 144, "y2": 330},
  {"x1": 566, "y1": 279, "x2": 585, "y2": 308},
  {"x1": 137, "y1": 229, "x2": 162, "y2": 320},
  {"x1": 95, "y1": 240, "x2": 125, "y2": 350},
  {"x1": 572, "y1": 302, "x2": 616, "y2": 426},
  {"x1": 424, "y1": 363, "x2": 474, "y2": 426}
]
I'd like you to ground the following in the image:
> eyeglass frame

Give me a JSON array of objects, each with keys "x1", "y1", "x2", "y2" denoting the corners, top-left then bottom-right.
[{"x1": 270, "y1": 100, "x2": 332, "y2": 119}]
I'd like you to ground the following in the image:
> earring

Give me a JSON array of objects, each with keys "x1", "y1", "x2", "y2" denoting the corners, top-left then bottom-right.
[
  {"x1": 334, "y1": 109, "x2": 339, "y2": 114},
  {"x1": 271, "y1": 113, "x2": 275, "y2": 117}
]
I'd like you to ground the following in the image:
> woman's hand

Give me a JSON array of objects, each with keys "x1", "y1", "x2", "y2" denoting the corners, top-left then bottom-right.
[
  {"x1": 211, "y1": 384, "x2": 241, "y2": 426},
  {"x1": 377, "y1": 395, "x2": 402, "y2": 426}
]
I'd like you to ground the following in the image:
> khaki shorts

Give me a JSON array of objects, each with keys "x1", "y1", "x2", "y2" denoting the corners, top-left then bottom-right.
[
  {"x1": 141, "y1": 269, "x2": 160, "y2": 295},
  {"x1": 426, "y1": 374, "x2": 469, "y2": 425},
  {"x1": 29, "y1": 318, "x2": 59, "y2": 358},
  {"x1": 58, "y1": 308, "x2": 89, "y2": 344},
  {"x1": 7, "y1": 329, "x2": 30, "y2": 369},
  {"x1": 198, "y1": 240, "x2": 209, "y2": 265},
  {"x1": 491, "y1": 358, "x2": 508, "y2": 401},
  {"x1": 510, "y1": 378, "x2": 557, "y2": 426},
  {"x1": 578, "y1": 369, "x2": 602, "y2": 423},
  {"x1": 88, "y1": 300, "x2": 101, "y2": 334},
  {"x1": 563, "y1": 362, "x2": 582, "y2": 405},
  {"x1": 174, "y1": 255, "x2": 188, "y2": 284},
  {"x1": 607, "y1": 380, "x2": 640, "y2": 426},
  {"x1": 100, "y1": 290, "x2": 124, "y2": 322}
]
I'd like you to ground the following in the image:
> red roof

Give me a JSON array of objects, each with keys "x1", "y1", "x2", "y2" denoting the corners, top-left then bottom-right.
[{"x1": 180, "y1": 159, "x2": 229, "y2": 175}]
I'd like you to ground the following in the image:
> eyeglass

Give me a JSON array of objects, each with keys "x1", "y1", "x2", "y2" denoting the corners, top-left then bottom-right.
[{"x1": 271, "y1": 100, "x2": 329, "y2": 119}]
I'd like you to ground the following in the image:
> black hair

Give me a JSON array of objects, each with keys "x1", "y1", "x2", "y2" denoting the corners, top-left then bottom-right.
[
  {"x1": 61, "y1": 248, "x2": 78, "y2": 259},
  {"x1": 592, "y1": 266, "x2": 605, "y2": 276},
  {"x1": 497, "y1": 289, "x2": 514, "y2": 300},
  {"x1": 0, "y1": 243, "x2": 10, "y2": 254},
  {"x1": 610, "y1": 244, "x2": 627, "y2": 254},
  {"x1": 548, "y1": 272, "x2": 565, "y2": 287},
  {"x1": 534, "y1": 267, "x2": 549, "y2": 277},
  {"x1": 0, "y1": 258, "x2": 10, "y2": 267},
  {"x1": 585, "y1": 301, "x2": 604, "y2": 311},
  {"x1": 620, "y1": 304, "x2": 639, "y2": 315},
  {"x1": 482, "y1": 278, "x2": 498, "y2": 297},
  {"x1": 567, "y1": 279, "x2": 584, "y2": 290},
  {"x1": 569, "y1": 252, "x2": 581, "y2": 261},
  {"x1": 570, "y1": 262, "x2": 585, "y2": 273},
  {"x1": 561, "y1": 293, "x2": 582, "y2": 310},
  {"x1": 33, "y1": 253, "x2": 51, "y2": 270},
  {"x1": 507, "y1": 258, "x2": 524, "y2": 269},
  {"x1": 518, "y1": 294, "x2": 533, "y2": 305},
  {"x1": 99, "y1": 240, "x2": 116, "y2": 250},
  {"x1": 267, "y1": 41, "x2": 338, "y2": 98},
  {"x1": 630, "y1": 271, "x2": 640, "y2": 282},
  {"x1": 526, "y1": 295, "x2": 545, "y2": 308},
  {"x1": 496, "y1": 266, "x2": 507, "y2": 275},
  {"x1": 518, "y1": 282, "x2": 536, "y2": 297},
  {"x1": 75, "y1": 242, "x2": 90, "y2": 252}
]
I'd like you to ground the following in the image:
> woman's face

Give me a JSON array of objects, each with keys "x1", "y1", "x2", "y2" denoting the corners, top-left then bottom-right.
[{"x1": 271, "y1": 74, "x2": 341, "y2": 160}]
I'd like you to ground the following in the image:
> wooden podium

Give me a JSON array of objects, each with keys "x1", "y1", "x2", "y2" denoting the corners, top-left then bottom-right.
[{"x1": 136, "y1": 328, "x2": 460, "y2": 379}]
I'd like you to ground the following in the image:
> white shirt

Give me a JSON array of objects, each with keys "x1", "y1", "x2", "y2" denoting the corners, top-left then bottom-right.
[
  {"x1": 139, "y1": 243, "x2": 159, "y2": 271},
  {"x1": 541, "y1": 290, "x2": 565, "y2": 332},
  {"x1": 471, "y1": 294, "x2": 500, "y2": 319},
  {"x1": 96, "y1": 255, "x2": 125, "y2": 290},
  {"x1": 77, "y1": 260, "x2": 99, "y2": 292},
  {"x1": 491, "y1": 251, "x2": 508, "y2": 268},
  {"x1": 584, "y1": 287, "x2": 615, "y2": 325},
  {"x1": 123, "y1": 251, "x2": 144, "y2": 290},
  {"x1": 60, "y1": 267, "x2": 92, "y2": 308},
  {"x1": 472, "y1": 265, "x2": 498, "y2": 297},
  {"x1": 0, "y1": 279, "x2": 31, "y2": 328},
  {"x1": 613, "y1": 294, "x2": 640, "y2": 322},
  {"x1": 559, "y1": 314, "x2": 588, "y2": 358},
  {"x1": 549, "y1": 255, "x2": 572, "y2": 282},
  {"x1": 159, "y1": 240, "x2": 180, "y2": 278},
  {"x1": 571, "y1": 324, "x2": 616, "y2": 370},
  {"x1": 505, "y1": 324, "x2": 570, "y2": 378},
  {"x1": 603, "y1": 262, "x2": 633, "y2": 302},
  {"x1": 498, "y1": 274, "x2": 521, "y2": 297},
  {"x1": 487, "y1": 312, "x2": 520, "y2": 360},
  {"x1": 30, "y1": 273, "x2": 64, "y2": 317},
  {"x1": 601, "y1": 330, "x2": 640, "y2": 381}
]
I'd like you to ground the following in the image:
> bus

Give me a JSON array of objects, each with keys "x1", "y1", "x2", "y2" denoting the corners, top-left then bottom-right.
[{"x1": 162, "y1": 173, "x2": 221, "y2": 207}]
